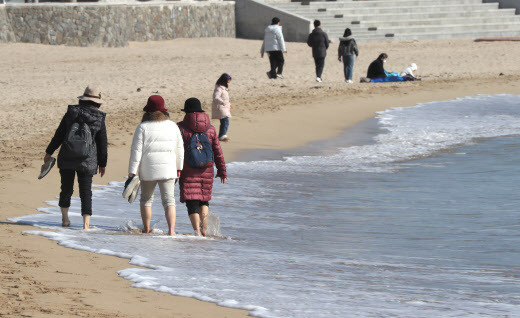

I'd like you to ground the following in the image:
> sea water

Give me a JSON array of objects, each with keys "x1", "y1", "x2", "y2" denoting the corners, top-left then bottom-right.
[{"x1": 11, "y1": 94, "x2": 520, "y2": 317}]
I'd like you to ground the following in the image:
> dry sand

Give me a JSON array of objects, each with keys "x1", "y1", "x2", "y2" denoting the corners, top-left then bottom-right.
[{"x1": 1, "y1": 37, "x2": 520, "y2": 317}]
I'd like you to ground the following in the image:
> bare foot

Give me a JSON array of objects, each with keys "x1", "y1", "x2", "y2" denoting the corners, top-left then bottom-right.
[
  {"x1": 142, "y1": 228, "x2": 153, "y2": 234},
  {"x1": 82, "y1": 215, "x2": 90, "y2": 230},
  {"x1": 168, "y1": 231, "x2": 176, "y2": 236},
  {"x1": 62, "y1": 219, "x2": 70, "y2": 227},
  {"x1": 200, "y1": 227, "x2": 206, "y2": 237}
]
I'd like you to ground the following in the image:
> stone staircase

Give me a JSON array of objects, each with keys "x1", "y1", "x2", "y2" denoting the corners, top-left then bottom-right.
[{"x1": 269, "y1": 0, "x2": 520, "y2": 42}]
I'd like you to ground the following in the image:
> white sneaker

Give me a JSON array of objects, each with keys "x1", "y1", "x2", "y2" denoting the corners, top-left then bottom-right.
[
  {"x1": 348, "y1": 80, "x2": 353, "y2": 83},
  {"x1": 219, "y1": 135, "x2": 229, "y2": 142},
  {"x1": 316, "y1": 77, "x2": 322, "y2": 83},
  {"x1": 276, "y1": 74, "x2": 284, "y2": 79}
]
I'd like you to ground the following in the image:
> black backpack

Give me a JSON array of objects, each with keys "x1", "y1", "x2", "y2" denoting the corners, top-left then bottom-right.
[{"x1": 63, "y1": 121, "x2": 93, "y2": 160}]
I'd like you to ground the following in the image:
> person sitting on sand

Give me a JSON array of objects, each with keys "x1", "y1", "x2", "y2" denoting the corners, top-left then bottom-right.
[
  {"x1": 366, "y1": 53, "x2": 388, "y2": 79},
  {"x1": 212, "y1": 73, "x2": 233, "y2": 142},
  {"x1": 261, "y1": 17, "x2": 287, "y2": 80},
  {"x1": 400, "y1": 63, "x2": 418, "y2": 80},
  {"x1": 178, "y1": 98, "x2": 227, "y2": 236},
  {"x1": 128, "y1": 95, "x2": 184, "y2": 235},
  {"x1": 44, "y1": 85, "x2": 107, "y2": 229}
]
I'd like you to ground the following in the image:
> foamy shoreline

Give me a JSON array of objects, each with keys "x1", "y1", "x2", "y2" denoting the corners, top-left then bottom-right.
[
  {"x1": 11, "y1": 94, "x2": 520, "y2": 317},
  {"x1": 1, "y1": 38, "x2": 520, "y2": 317}
]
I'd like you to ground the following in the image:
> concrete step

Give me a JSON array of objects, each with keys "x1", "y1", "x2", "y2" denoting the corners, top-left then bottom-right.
[
  {"x1": 269, "y1": 0, "x2": 520, "y2": 42},
  {"x1": 311, "y1": 9, "x2": 517, "y2": 24},
  {"x1": 347, "y1": 29, "x2": 520, "y2": 42},
  {"x1": 307, "y1": 9, "x2": 520, "y2": 25},
  {"x1": 319, "y1": 15, "x2": 520, "y2": 28},
  {"x1": 283, "y1": 3, "x2": 500, "y2": 15},
  {"x1": 325, "y1": 21, "x2": 520, "y2": 34},
  {"x1": 274, "y1": 0, "x2": 485, "y2": 9}
]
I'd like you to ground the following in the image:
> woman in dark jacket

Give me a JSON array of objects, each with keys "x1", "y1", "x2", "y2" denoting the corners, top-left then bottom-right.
[
  {"x1": 177, "y1": 98, "x2": 227, "y2": 236},
  {"x1": 338, "y1": 28, "x2": 359, "y2": 83},
  {"x1": 367, "y1": 53, "x2": 388, "y2": 79},
  {"x1": 44, "y1": 86, "x2": 108, "y2": 229}
]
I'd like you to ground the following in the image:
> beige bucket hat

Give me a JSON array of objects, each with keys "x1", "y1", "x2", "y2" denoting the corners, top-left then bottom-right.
[{"x1": 78, "y1": 85, "x2": 105, "y2": 104}]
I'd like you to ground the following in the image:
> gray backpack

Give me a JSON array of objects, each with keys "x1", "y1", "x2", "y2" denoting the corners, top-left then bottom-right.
[{"x1": 64, "y1": 122, "x2": 93, "y2": 159}]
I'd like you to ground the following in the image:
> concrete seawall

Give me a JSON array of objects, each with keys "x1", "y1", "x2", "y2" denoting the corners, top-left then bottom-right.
[
  {"x1": 484, "y1": 0, "x2": 520, "y2": 14},
  {"x1": 235, "y1": 0, "x2": 311, "y2": 42},
  {"x1": 0, "y1": 6, "x2": 15, "y2": 42},
  {"x1": 0, "y1": 2, "x2": 235, "y2": 47}
]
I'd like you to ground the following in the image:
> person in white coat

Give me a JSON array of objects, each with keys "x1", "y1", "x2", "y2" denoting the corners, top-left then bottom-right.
[
  {"x1": 261, "y1": 17, "x2": 287, "y2": 79},
  {"x1": 128, "y1": 95, "x2": 184, "y2": 235}
]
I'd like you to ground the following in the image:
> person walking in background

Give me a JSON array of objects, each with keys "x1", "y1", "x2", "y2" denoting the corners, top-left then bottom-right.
[
  {"x1": 44, "y1": 85, "x2": 107, "y2": 230},
  {"x1": 366, "y1": 53, "x2": 388, "y2": 79},
  {"x1": 307, "y1": 20, "x2": 329, "y2": 83},
  {"x1": 261, "y1": 17, "x2": 287, "y2": 80},
  {"x1": 178, "y1": 98, "x2": 227, "y2": 237},
  {"x1": 338, "y1": 28, "x2": 359, "y2": 83},
  {"x1": 212, "y1": 73, "x2": 232, "y2": 142},
  {"x1": 128, "y1": 95, "x2": 184, "y2": 235}
]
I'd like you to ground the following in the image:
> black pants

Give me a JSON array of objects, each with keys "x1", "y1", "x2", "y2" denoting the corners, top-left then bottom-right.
[
  {"x1": 314, "y1": 56, "x2": 325, "y2": 78},
  {"x1": 186, "y1": 200, "x2": 209, "y2": 215},
  {"x1": 59, "y1": 169, "x2": 93, "y2": 215},
  {"x1": 268, "y1": 51, "x2": 284, "y2": 78}
]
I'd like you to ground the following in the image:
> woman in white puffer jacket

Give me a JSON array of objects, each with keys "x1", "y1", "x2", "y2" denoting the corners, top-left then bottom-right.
[{"x1": 128, "y1": 95, "x2": 184, "y2": 235}]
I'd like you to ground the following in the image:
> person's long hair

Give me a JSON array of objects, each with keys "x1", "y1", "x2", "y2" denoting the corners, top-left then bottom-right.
[
  {"x1": 343, "y1": 28, "x2": 352, "y2": 37},
  {"x1": 141, "y1": 111, "x2": 169, "y2": 123},
  {"x1": 216, "y1": 73, "x2": 232, "y2": 88}
]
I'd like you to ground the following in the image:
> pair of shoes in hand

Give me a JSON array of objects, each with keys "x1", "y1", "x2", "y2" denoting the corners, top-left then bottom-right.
[{"x1": 122, "y1": 175, "x2": 140, "y2": 203}]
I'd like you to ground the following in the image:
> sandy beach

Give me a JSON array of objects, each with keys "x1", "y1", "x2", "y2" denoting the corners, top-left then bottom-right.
[{"x1": 1, "y1": 37, "x2": 520, "y2": 317}]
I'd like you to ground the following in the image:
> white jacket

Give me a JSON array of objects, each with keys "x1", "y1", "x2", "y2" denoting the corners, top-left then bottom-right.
[
  {"x1": 400, "y1": 63, "x2": 418, "y2": 78},
  {"x1": 261, "y1": 25, "x2": 286, "y2": 55},
  {"x1": 128, "y1": 120, "x2": 184, "y2": 181}
]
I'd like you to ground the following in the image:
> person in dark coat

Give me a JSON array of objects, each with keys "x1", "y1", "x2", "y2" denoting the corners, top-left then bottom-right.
[
  {"x1": 367, "y1": 53, "x2": 388, "y2": 79},
  {"x1": 177, "y1": 98, "x2": 227, "y2": 236},
  {"x1": 337, "y1": 28, "x2": 359, "y2": 83},
  {"x1": 307, "y1": 20, "x2": 330, "y2": 83},
  {"x1": 44, "y1": 85, "x2": 108, "y2": 229}
]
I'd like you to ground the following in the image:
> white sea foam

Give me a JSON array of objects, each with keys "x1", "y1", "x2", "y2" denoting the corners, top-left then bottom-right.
[
  {"x1": 10, "y1": 95, "x2": 520, "y2": 317},
  {"x1": 230, "y1": 94, "x2": 520, "y2": 174}
]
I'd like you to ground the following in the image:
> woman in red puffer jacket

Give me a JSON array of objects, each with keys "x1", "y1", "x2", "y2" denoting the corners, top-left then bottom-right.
[{"x1": 177, "y1": 98, "x2": 227, "y2": 236}]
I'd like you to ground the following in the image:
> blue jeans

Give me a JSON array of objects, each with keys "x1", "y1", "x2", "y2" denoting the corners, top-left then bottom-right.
[
  {"x1": 219, "y1": 117, "x2": 229, "y2": 138},
  {"x1": 342, "y1": 55, "x2": 354, "y2": 81}
]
